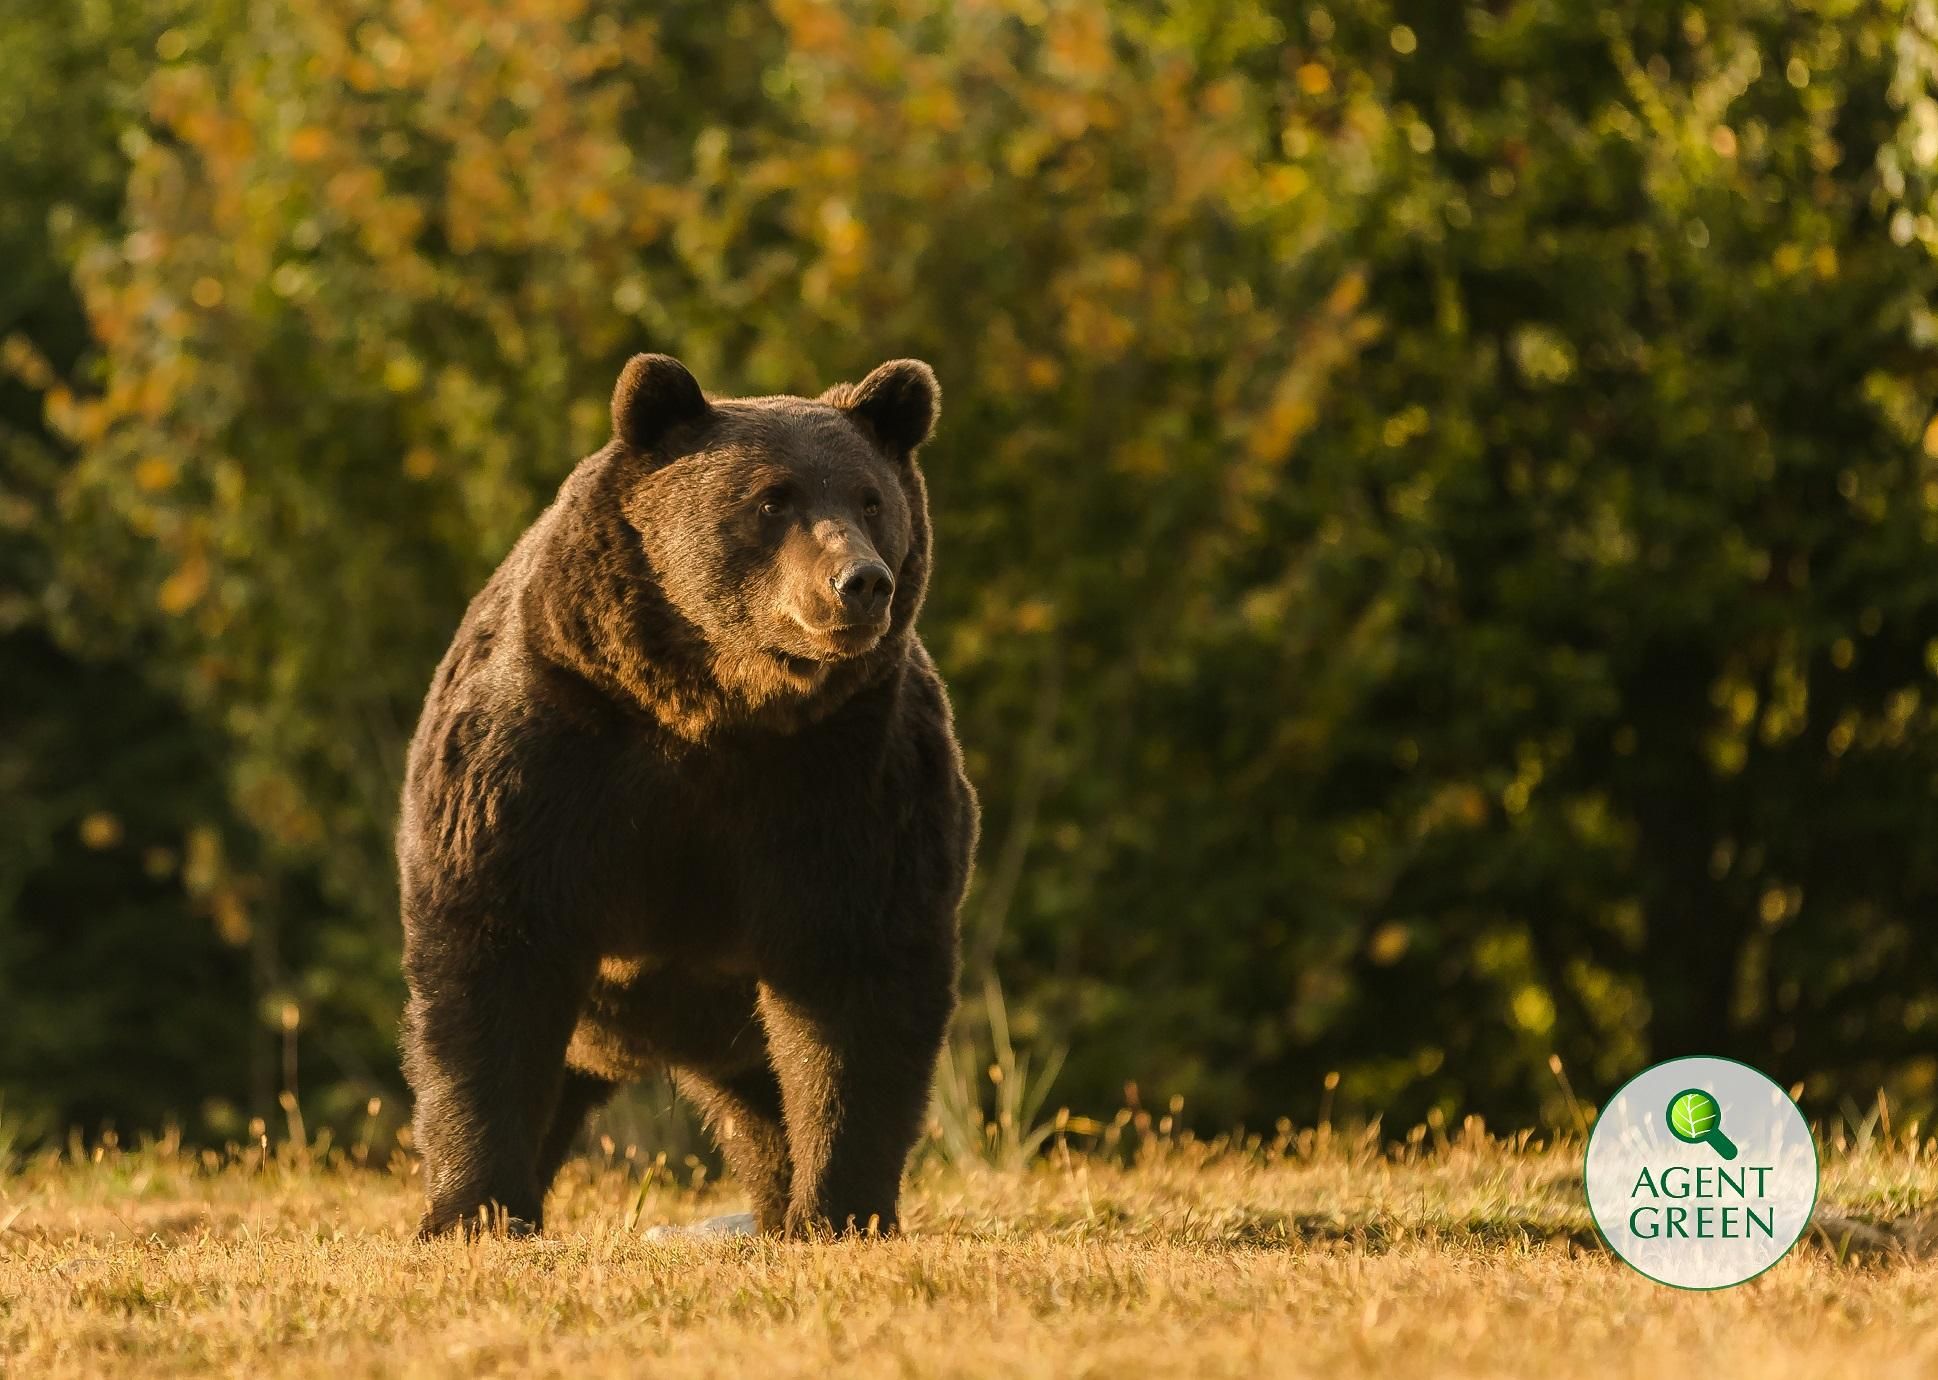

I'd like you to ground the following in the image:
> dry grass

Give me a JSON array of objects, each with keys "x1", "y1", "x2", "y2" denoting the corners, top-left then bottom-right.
[{"x1": 3, "y1": 1123, "x2": 1937, "y2": 1379}]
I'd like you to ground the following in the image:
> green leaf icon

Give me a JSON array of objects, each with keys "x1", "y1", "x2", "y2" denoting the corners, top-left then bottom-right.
[{"x1": 1666, "y1": 1088, "x2": 1738, "y2": 1159}]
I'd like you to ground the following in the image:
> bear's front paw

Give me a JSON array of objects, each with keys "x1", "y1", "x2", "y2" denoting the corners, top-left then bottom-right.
[{"x1": 416, "y1": 1204, "x2": 541, "y2": 1241}]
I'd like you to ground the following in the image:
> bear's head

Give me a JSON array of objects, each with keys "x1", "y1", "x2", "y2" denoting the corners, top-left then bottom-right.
[{"x1": 598, "y1": 353, "x2": 940, "y2": 724}]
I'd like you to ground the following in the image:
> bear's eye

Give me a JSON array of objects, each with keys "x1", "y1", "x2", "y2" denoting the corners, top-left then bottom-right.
[
  {"x1": 862, "y1": 492, "x2": 882, "y2": 518},
  {"x1": 758, "y1": 490, "x2": 790, "y2": 517}
]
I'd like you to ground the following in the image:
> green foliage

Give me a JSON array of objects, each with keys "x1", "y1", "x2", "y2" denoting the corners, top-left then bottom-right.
[
  {"x1": 0, "y1": 0, "x2": 273, "y2": 1138},
  {"x1": 4, "y1": 0, "x2": 1938, "y2": 1140},
  {"x1": 1279, "y1": 0, "x2": 1938, "y2": 1123}
]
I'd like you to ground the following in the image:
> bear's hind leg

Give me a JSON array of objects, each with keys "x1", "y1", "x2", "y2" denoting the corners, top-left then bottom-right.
[
  {"x1": 404, "y1": 939, "x2": 589, "y2": 1238},
  {"x1": 533, "y1": 1068, "x2": 617, "y2": 1202},
  {"x1": 676, "y1": 1064, "x2": 792, "y2": 1233}
]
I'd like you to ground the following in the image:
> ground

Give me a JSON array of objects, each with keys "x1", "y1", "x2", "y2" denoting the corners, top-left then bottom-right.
[{"x1": 2, "y1": 1125, "x2": 1935, "y2": 1378}]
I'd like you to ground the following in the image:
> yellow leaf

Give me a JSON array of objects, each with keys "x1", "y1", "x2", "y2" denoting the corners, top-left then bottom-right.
[
  {"x1": 287, "y1": 126, "x2": 330, "y2": 163},
  {"x1": 1324, "y1": 270, "x2": 1367, "y2": 317},
  {"x1": 135, "y1": 456, "x2": 178, "y2": 491},
  {"x1": 1368, "y1": 923, "x2": 1410, "y2": 965},
  {"x1": 384, "y1": 356, "x2": 424, "y2": 393},
  {"x1": 211, "y1": 889, "x2": 251, "y2": 945},
  {"x1": 1024, "y1": 356, "x2": 1062, "y2": 390},
  {"x1": 158, "y1": 552, "x2": 210, "y2": 614},
  {"x1": 79, "y1": 812, "x2": 123, "y2": 850},
  {"x1": 1014, "y1": 600, "x2": 1055, "y2": 633}
]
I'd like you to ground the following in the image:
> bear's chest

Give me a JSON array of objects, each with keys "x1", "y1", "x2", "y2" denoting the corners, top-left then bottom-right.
[{"x1": 583, "y1": 726, "x2": 899, "y2": 964}]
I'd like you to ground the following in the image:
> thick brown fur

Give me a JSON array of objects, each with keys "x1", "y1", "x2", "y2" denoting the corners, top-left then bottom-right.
[{"x1": 397, "y1": 356, "x2": 977, "y2": 1240}]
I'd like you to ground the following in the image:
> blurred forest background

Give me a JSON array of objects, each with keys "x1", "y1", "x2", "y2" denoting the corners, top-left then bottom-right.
[{"x1": 6, "y1": 0, "x2": 1938, "y2": 1148}]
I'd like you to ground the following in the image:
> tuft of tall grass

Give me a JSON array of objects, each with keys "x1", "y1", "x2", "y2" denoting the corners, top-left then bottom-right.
[{"x1": 930, "y1": 976, "x2": 1067, "y2": 1170}]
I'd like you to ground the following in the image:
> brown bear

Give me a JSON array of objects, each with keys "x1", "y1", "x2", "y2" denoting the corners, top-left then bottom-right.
[{"x1": 396, "y1": 354, "x2": 977, "y2": 1239}]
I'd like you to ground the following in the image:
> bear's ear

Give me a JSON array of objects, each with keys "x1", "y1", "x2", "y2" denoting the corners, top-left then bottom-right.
[
  {"x1": 825, "y1": 359, "x2": 939, "y2": 459},
  {"x1": 612, "y1": 353, "x2": 710, "y2": 450}
]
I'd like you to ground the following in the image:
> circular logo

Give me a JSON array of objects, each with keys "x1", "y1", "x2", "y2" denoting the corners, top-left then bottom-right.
[{"x1": 1584, "y1": 1055, "x2": 1818, "y2": 1289}]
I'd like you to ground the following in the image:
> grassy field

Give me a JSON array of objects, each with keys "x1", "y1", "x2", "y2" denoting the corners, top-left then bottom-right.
[{"x1": 2, "y1": 1121, "x2": 1936, "y2": 1379}]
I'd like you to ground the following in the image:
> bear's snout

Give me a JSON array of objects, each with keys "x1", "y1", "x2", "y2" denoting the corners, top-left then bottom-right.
[{"x1": 832, "y1": 559, "x2": 894, "y2": 622}]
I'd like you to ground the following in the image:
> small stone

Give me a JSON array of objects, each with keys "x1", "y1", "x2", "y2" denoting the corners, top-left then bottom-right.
[{"x1": 642, "y1": 1212, "x2": 757, "y2": 1243}]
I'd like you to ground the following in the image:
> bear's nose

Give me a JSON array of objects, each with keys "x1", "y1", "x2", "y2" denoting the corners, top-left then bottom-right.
[{"x1": 833, "y1": 559, "x2": 894, "y2": 620}]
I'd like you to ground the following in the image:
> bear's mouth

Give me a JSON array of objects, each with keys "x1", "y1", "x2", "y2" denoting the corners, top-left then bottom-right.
[
  {"x1": 770, "y1": 636, "x2": 875, "y2": 683},
  {"x1": 782, "y1": 612, "x2": 889, "y2": 665},
  {"x1": 823, "y1": 621, "x2": 888, "y2": 655}
]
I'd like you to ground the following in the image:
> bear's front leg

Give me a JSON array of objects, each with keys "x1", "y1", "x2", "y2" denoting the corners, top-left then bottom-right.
[
  {"x1": 756, "y1": 944, "x2": 955, "y2": 1238},
  {"x1": 403, "y1": 928, "x2": 591, "y2": 1238}
]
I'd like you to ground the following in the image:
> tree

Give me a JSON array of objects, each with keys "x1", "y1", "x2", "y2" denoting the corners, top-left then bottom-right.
[
  {"x1": 0, "y1": 0, "x2": 270, "y2": 1137},
  {"x1": 13, "y1": 0, "x2": 1938, "y2": 1137}
]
